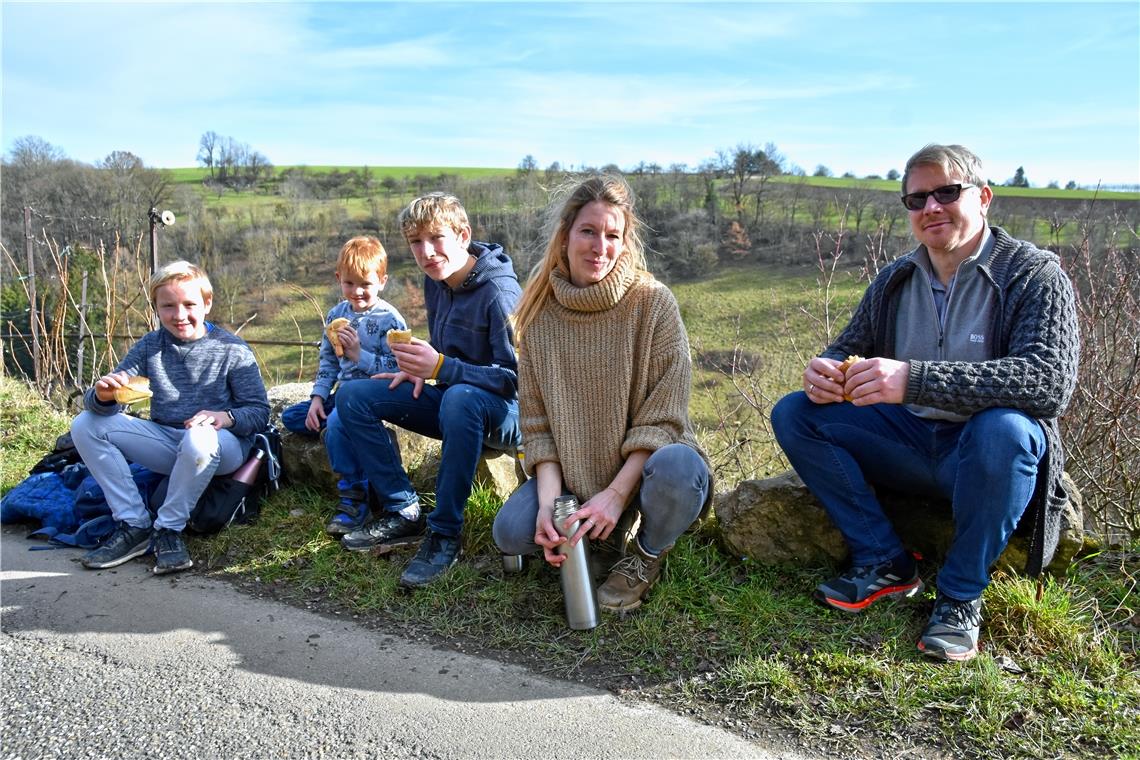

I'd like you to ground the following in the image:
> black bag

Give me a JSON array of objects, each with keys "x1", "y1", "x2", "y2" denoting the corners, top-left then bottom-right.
[
  {"x1": 151, "y1": 425, "x2": 284, "y2": 535},
  {"x1": 29, "y1": 432, "x2": 82, "y2": 475}
]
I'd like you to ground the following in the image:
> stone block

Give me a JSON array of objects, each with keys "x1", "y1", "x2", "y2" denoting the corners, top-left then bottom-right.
[{"x1": 716, "y1": 469, "x2": 1084, "y2": 575}]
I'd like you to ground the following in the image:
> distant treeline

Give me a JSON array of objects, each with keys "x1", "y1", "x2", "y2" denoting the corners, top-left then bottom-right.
[{"x1": 3, "y1": 135, "x2": 1137, "y2": 307}]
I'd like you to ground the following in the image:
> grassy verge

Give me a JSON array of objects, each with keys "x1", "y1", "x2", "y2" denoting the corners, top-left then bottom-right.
[{"x1": 2, "y1": 376, "x2": 1136, "y2": 759}]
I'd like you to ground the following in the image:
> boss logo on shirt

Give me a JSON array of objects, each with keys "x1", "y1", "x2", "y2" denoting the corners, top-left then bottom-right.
[{"x1": 970, "y1": 334, "x2": 985, "y2": 344}]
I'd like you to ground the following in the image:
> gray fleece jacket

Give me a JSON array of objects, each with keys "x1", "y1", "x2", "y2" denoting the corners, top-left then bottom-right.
[{"x1": 824, "y1": 226, "x2": 1080, "y2": 575}]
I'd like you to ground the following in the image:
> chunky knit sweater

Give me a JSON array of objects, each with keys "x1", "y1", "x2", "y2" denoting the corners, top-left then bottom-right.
[
  {"x1": 518, "y1": 253, "x2": 710, "y2": 511},
  {"x1": 824, "y1": 226, "x2": 1080, "y2": 574}
]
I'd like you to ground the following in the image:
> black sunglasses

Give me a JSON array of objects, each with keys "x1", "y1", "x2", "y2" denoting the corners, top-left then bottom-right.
[{"x1": 900, "y1": 183, "x2": 976, "y2": 211}]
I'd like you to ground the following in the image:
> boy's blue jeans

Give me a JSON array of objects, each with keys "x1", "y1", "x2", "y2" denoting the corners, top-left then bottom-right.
[
  {"x1": 771, "y1": 392, "x2": 1045, "y2": 601},
  {"x1": 492, "y1": 443, "x2": 709, "y2": 557},
  {"x1": 332, "y1": 379, "x2": 520, "y2": 537},
  {"x1": 281, "y1": 395, "x2": 335, "y2": 436}
]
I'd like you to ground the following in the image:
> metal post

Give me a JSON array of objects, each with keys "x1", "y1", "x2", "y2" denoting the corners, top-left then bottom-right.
[
  {"x1": 77, "y1": 271, "x2": 89, "y2": 387},
  {"x1": 148, "y1": 206, "x2": 159, "y2": 276},
  {"x1": 24, "y1": 206, "x2": 40, "y2": 386}
]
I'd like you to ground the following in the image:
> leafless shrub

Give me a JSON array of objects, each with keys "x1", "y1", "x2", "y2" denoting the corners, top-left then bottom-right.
[
  {"x1": 702, "y1": 224, "x2": 862, "y2": 485},
  {"x1": 788, "y1": 221, "x2": 855, "y2": 365},
  {"x1": 2, "y1": 231, "x2": 152, "y2": 404},
  {"x1": 693, "y1": 327, "x2": 784, "y2": 484},
  {"x1": 1061, "y1": 209, "x2": 1140, "y2": 541}
]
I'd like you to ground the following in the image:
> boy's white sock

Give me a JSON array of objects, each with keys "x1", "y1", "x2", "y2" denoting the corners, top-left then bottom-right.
[{"x1": 398, "y1": 502, "x2": 420, "y2": 521}]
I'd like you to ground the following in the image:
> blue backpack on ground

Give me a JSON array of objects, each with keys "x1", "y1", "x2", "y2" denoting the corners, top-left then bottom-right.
[
  {"x1": 2, "y1": 463, "x2": 163, "y2": 549},
  {"x1": 0, "y1": 468, "x2": 81, "y2": 532}
]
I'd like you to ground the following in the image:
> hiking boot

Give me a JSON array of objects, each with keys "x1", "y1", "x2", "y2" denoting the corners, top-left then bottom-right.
[
  {"x1": 918, "y1": 593, "x2": 983, "y2": 662},
  {"x1": 341, "y1": 510, "x2": 425, "y2": 554},
  {"x1": 325, "y1": 480, "x2": 371, "y2": 537},
  {"x1": 814, "y1": 554, "x2": 923, "y2": 612},
  {"x1": 597, "y1": 538, "x2": 665, "y2": 612},
  {"x1": 152, "y1": 528, "x2": 193, "y2": 575},
  {"x1": 398, "y1": 530, "x2": 461, "y2": 588},
  {"x1": 81, "y1": 522, "x2": 152, "y2": 569}
]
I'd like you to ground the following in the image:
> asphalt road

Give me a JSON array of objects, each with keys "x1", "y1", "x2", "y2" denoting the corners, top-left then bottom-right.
[{"x1": 1, "y1": 528, "x2": 807, "y2": 759}]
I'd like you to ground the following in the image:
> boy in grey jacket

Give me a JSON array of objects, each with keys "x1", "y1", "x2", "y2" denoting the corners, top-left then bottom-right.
[
  {"x1": 772, "y1": 144, "x2": 1079, "y2": 661},
  {"x1": 71, "y1": 261, "x2": 269, "y2": 575}
]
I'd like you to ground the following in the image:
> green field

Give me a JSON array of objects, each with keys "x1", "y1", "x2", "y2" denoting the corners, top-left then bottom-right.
[
  {"x1": 769, "y1": 173, "x2": 1139, "y2": 201},
  {"x1": 164, "y1": 164, "x2": 1140, "y2": 201},
  {"x1": 166, "y1": 165, "x2": 514, "y2": 185}
]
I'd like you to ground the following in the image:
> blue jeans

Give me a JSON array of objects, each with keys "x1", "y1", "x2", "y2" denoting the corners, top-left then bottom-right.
[
  {"x1": 70, "y1": 411, "x2": 246, "y2": 531},
  {"x1": 333, "y1": 380, "x2": 520, "y2": 537},
  {"x1": 492, "y1": 443, "x2": 710, "y2": 557},
  {"x1": 771, "y1": 392, "x2": 1045, "y2": 600},
  {"x1": 281, "y1": 394, "x2": 335, "y2": 436}
]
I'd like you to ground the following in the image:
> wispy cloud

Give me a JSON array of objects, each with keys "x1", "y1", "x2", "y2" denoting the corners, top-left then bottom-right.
[{"x1": 2, "y1": 2, "x2": 1136, "y2": 184}]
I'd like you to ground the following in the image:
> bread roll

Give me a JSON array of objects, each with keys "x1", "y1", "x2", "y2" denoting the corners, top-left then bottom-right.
[
  {"x1": 113, "y1": 375, "x2": 153, "y2": 404},
  {"x1": 326, "y1": 318, "x2": 350, "y2": 357},
  {"x1": 386, "y1": 328, "x2": 412, "y2": 345},
  {"x1": 836, "y1": 355, "x2": 863, "y2": 374},
  {"x1": 836, "y1": 355, "x2": 864, "y2": 401}
]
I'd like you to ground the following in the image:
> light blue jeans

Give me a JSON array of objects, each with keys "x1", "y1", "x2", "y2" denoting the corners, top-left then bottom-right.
[
  {"x1": 492, "y1": 443, "x2": 710, "y2": 557},
  {"x1": 70, "y1": 411, "x2": 246, "y2": 531},
  {"x1": 771, "y1": 392, "x2": 1046, "y2": 600}
]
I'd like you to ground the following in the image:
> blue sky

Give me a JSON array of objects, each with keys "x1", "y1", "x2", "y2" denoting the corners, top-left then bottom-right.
[{"x1": 3, "y1": 1, "x2": 1138, "y2": 187}]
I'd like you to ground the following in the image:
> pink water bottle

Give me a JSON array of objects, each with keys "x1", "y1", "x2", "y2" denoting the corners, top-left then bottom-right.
[{"x1": 230, "y1": 448, "x2": 265, "y2": 485}]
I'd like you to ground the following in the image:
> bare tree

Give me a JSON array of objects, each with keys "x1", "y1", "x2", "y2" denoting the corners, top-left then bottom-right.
[
  {"x1": 717, "y1": 144, "x2": 762, "y2": 227},
  {"x1": 197, "y1": 131, "x2": 220, "y2": 179}
]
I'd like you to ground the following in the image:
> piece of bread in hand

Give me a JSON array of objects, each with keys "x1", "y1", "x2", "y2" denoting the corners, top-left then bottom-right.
[
  {"x1": 386, "y1": 328, "x2": 412, "y2": 345},
  {"x1": 836, "y1": 355, "x2": 864, "y2": 401},
  {"x1": 326, "y1": 317, "x2": 350, "y2": 357},
  {"x1": 113, "y1": 375, "x2": 153, "y2": 404}
]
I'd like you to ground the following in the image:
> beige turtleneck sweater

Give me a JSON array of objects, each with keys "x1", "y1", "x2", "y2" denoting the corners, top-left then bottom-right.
[{"x1": 518, "y1": 253, "x2": 710, "y2": 505}]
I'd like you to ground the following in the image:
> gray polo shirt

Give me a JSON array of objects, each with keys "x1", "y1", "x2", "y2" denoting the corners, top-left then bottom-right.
[{"x1": 895, "y1": 228, "x2": 998, "y2": 422}]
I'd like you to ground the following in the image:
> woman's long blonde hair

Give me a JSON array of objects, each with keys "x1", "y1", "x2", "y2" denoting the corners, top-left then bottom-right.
[{"x1": 513, "y1": 175, "x2": 648, "y2": 343}]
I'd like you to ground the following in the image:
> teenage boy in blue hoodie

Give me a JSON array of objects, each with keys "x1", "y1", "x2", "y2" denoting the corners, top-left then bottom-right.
[{"x1": 334, "y1": 193, "x2": 522, "y2": 587}]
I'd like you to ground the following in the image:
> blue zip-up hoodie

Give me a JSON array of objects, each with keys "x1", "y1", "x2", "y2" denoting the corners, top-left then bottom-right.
[{"x1": 425, "y1": 241, "x2": 521, "y2": 400}]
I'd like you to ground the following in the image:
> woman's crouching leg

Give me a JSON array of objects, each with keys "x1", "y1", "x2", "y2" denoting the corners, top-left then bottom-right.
[
  {"x1": 636, "y1": 443, "x2": 710, "y2": 555},
  {"x1": 493, "y1": 478, "x2": 542, "y2": 556},
  {"x1": 598, "y1": 444, "x2": 710, "y2": 613}
]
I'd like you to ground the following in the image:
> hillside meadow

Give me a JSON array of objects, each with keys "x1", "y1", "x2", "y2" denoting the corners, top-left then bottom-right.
[{"x1": 2, "y1": 159, "x2": 1138, "y2": 756}]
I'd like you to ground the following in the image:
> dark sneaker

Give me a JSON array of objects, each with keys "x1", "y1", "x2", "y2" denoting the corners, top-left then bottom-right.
[
  {"x1": 341, "y1": 511, "x2": 425, "y2": 554},
  {"x1": 325, "y1": 482, "x2": 371, "y2": 537},
  {"x1": 398, "y1": 531, "x2": 461, "y2": 588},
  {"x1": 918, "y1": 593, "x2": 983, "y2": 662},
  {"x1": 597, "y1": 539, "x2": 666, "y2": 612},
  {"x1": 152, "y1": 528, "x2": 193, "y2": 575},
  {"x1": 814, "y1": 555, "x2": 923, "y2": 612},
  {"x1": 81, "y1": 522, "x2": 152, "y2": 569}
]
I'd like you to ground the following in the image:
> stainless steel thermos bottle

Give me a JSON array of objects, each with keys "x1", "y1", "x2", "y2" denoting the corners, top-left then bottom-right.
[{"x1": 553, "y1": 495, "x2": 600, "y2": 630}]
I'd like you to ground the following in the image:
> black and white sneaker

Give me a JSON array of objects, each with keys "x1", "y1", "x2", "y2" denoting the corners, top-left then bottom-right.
[
  {"x1": 341, "y1": 511, "x2": 425, "y2": 554},
  {"x1": 918, "y1": 593, "x2": 982, "y2": 662},
  {"x1": 81, "y1": 522, "x2": 152, "y2": 569},
  {"x1": 398, "y1": 531, "x2": 461, "y2": 588},
  {"x1": 152, "y1": 528, "x2": 193, "y2": 575}
]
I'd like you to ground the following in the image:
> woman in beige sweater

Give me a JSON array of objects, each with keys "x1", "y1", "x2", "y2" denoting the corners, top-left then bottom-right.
[{"x1": 492, "y1": 176, "x2": 711, "y2": 611}]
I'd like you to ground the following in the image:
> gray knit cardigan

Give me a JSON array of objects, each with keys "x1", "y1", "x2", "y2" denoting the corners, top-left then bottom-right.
[{"x1": 823, "y1": 226, "x2": 1080, "y2": 575}]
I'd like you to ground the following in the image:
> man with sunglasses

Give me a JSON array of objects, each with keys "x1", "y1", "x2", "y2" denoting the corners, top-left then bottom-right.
[{"x1": 772, "y1": 144, "x2": 1079, "y2": 661}]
